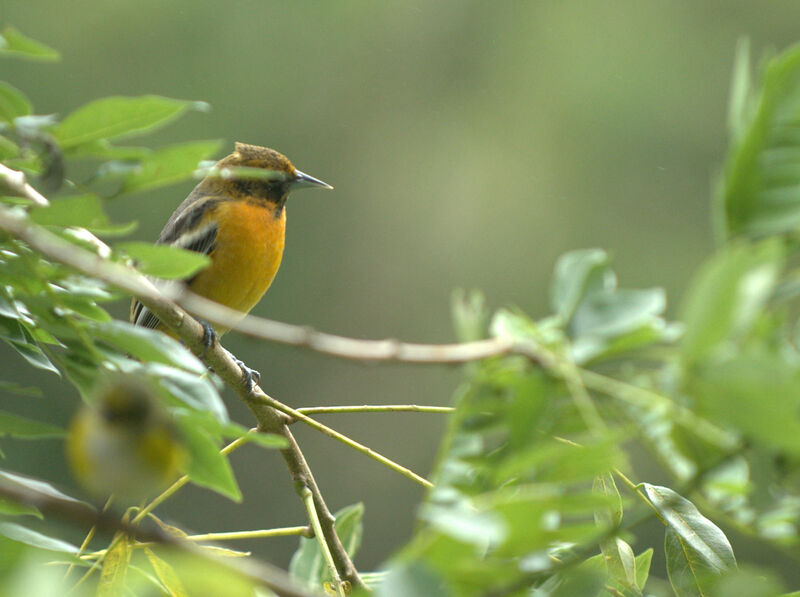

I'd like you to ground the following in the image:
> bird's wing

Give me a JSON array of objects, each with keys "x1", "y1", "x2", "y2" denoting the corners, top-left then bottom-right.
[{"x1": 130, "y1": 194, "x2": 222, "y2": 329}]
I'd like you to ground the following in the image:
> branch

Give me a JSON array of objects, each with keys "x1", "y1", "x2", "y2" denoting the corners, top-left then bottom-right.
[
  {"x1": 0, "y1": 204, "x2": 366, "y2": 589},
  {"x1": 0, "y1": 478, "x2": 319, "y2": 597},
  {"x1": 0, "y1": 163, "x2": 49, "y2": 206}
]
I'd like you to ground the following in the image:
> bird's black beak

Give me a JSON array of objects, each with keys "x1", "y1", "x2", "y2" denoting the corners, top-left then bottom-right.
[{"x1": 292, "y1": 169, "x2": 333, "y2": 190}]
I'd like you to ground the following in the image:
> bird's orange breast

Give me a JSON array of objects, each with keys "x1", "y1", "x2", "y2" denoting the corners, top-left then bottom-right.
[{"x1": 189, "y1": 200, "x2": 286, "y2": 332}]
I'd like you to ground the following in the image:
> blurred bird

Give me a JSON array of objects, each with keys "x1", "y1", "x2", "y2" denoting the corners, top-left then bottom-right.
[
  {"x1": 66, "y1": 374, "x2": 184, "y2": 504},
  {"x1": 130, "y1": 142, "x2": 331, "y2": 384}
]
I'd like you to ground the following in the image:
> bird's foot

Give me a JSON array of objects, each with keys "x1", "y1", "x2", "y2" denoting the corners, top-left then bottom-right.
[
  {"x1": 235, "y1": 359, "x2": 261, "y2": 394},
  {"x1": 199, "y1": 321, "x2": 217, "y2": 357}
]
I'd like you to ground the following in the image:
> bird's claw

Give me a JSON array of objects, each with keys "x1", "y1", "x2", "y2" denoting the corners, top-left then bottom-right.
[{"x1": 235, "y1": 359, "x2": 261, "y2": 393}]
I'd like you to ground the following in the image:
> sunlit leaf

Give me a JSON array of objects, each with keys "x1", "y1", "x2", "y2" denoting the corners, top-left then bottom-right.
[
  {"x1": 0, "y1": 82, "x2": 31, "y2": 123},
  {"x1": 634, "y1": 548, "x2": 653, "y2": 590},
  {"x1": 121, "y1": 140, "x2": 222, "y2": 194},
  {"x1": 719, "y1": 42, "x2": 800, "y2": 238},
  {"x1": 0, "y1": 27, "x2": 60, "y2": 61},
  {"x1": 98, "y1": 534, "x2": 131, "y2": 597},
  {"x1": 680, "y1": 241, "x2": 783, "y2": 366},
  {"x1": 178, "y1": 424, "x2": 241, "y2": 502},
  {"x1": 376, "y1": 563, "x2": 449, "y2": 597},
  {"x1": 550, "y1": 249, "x2": 612, "y2": 323},
  {"x1": 145, "y1": 547, "x2": 189, "y2": 597},
  {"x1": 643, "y1": 484, "x2": 735, "y2": 596},
  {"x1": 54, "y1": 96, "x2": 206, "y2": 149},
  {"x1": 30, "y1": 194, "x2": 109, "y2": 230},
  {"x1": 117, "y1": 241, "x2": 211, "y2": 279},
  {"x1": 91, "y1": 320, "x2": 206, "y2": 375}
]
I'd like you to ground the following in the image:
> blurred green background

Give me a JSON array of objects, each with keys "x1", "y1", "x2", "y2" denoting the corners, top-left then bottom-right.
[{"x1": 2, "y1": 0, "x2": 799, "y2": 578}]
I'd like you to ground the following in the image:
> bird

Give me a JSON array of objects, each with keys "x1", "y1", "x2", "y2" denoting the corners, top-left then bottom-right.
[
  {"x1": 66, "y1": 374, "x2": 185, "y2": 504},
  {"x1": 130, "y1": 142, "x2": 332, "y2": 383}
]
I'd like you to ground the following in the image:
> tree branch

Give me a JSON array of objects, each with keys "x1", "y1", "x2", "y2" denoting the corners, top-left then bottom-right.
[
  {"x1": 0, "y1": 478, "x2": 319, "y2": 597},
  {"x1": 0, "y1": 163, "x2": 49, "y2": 206},
  {"x1": 0, "y1": 199, "x2": 366, "y2": 588}
]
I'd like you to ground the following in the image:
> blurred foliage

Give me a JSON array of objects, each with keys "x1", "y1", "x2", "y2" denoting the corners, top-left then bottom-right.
[{"x1": 2, "y1": 15, "x2": 800, "y2": 597}]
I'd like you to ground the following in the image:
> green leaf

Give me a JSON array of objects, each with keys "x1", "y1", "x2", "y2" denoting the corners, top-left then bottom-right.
[
  {"x1": 570, "y1": 287, "x2": 665, "y2": 340},
  {"x1": 600, "y1": 537, "x2": 638, "y2": 591},
  {"x1": 0, "y1": 469, "x2": 89, "y2": 506},
  {"x1": 90, "y1": 320, "x2": 206, "y2": 375},
  {"x1": 689, "y1": 352, "x2": 800, "y2": 454},
  {"x1": 0, "y1": 411, "x2": 64, "y2": 438},
  {"x1": 593, "y1": 473, "x2": 623, "y2": 528},
  {"x1": 121, "y1": 140, "x2": 222, "y2": 194},
  {"x1": 451, "y1": 289, "x2": 489, "y2": 342},
  {"x1": 4, "y1": 337, "x2": 59, "y2": 374},
  {"x1": 376, "y1": 563, "x2": 449, "y2": 597},
  {"x1": 634, "y1": 548, "x2": 653, "y2": 590},
  {"x1": 54, "y1": 96, "x2": 207, "y2": 149},
  {"x1": 98, "y1": 536, "x2": 130, "y2": 597},
  {"x1": 66, "y1": 140, "x2": 151, "y2": 160},
  {"x1": 30, "y1": 194, "x2": 109, "y2": 230},
  {"x1": 550, "y1": 249, "x2": 612, "y2": 323},
  {"x1": 117, "y1": 241, "x2": 211, "y2": 280},
  {"x1": 711, "y1": 566, "x2": 786, "y2": 597},
  {"x1": 0, "y1": 498, "x2": 41, "y2": 518},
  {"x1": 149, "y1": 364, "x2": 228, "y2": 423},
  {"x1": 727, "y1": 39, "x2": 753, "y2": 141},
  {"x1": 0, "y1": 27, "x2": 60, "y2": 61},
  {"x1": 719, "y1": 42, "x2": 800, "y2": 238},
  {"x1": 643, "y1": 484, "x2": 735, "y2": 596},
  {"x1": 680, "y1": 241, "x2": 783, "y2": 366},
  {"x1": 0, "y1": 82, "x2": 32, "y2": 123},
  {"x1": 290, "y1": 503, "x2": 365, "y2": 585},
  {"x1": 144, "y1": 547, "x2": 189, "y2": 597},
  {"x1": 0, "y1": 522, "x2": 77, "y2": 553},
  {"x1": 179, "y1": 424, "x2": 241, "y2": 502},
  {"x1": 551, "y1": 565, "x2": 607, "y2": 597},
  {"x1": 0, "y1": 381, "x2": 42, "y2": 398}
]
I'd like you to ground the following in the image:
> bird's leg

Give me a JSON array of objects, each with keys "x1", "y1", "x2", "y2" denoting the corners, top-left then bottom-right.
[{"x1": 197, "y1": 321, "x2": 260, "y2": 392}]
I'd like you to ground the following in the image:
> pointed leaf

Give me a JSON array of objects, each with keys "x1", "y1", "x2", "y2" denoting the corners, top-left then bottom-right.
[
  {"x1": 98, "y1": 535, "x2": 131, "y2": 597},
  {"x1": 54, "y1": 96, "x2": 206, "y2": 149},
  {"x1": 0, "y1": 27, "x2": 59, "y2": 61},
  {"x1": 30, "y1": 194, "x2": 109, "y2": 230},
  {"x1": 634, "y1": 548, "x2": 653, "y2": 590},
  {"x1": 117, "y1": 241, "x2": 211, "y2": 279},
  {"x1": 680, "y1": 241, "x2": 782, "y2": 366},
  {"x1": 644, "y1": 484, "x2": 735, "y2": 596},
  {"x1": 145, "y1": 547, "x2": 189, "y2": 597},
  {"x1": 0, "y1": 411, "x2": 64, "y2": 438},
  {"x1": 0, "y1": 82, "x2": 31, "y2": 123},
  {"x1": 179, "y1": 424, "x2": 241, "y2": 502},
  {"x1": 121, "y1": 140, "x2": 222, "y2": 194},
  {"x1": 0, "y1": 522, "x2": 78, "y2": 553},
  {"x1": 91, "y1": 320, "x2": 206, "y2": 375}
]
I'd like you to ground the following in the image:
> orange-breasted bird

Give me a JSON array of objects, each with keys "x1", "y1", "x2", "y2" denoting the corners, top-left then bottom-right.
[{"x1": 130, "y1": 142, "x2": 332, "y2": 381}]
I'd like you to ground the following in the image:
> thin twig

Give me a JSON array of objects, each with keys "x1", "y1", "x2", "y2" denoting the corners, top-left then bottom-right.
[
  {"x1": 186, "y1": 526, "x2": 313, "y2": 542},
  {"x1": 301, "y1": 487, "x2": 345, "y2": 597},
  {"x1": 296, "y1": 404, "x2": 453, "y2": 415},
  {"x1": 0, "y1": 478, "x2": 317, "y2": 597},
  {"x1": 263, "y1": 396, "x2": 433, "y2": 488}
]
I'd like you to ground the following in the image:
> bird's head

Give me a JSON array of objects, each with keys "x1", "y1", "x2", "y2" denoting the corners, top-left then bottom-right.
[{"x1": 208, "y1": 142, "x2": 332, "y2": 206}]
